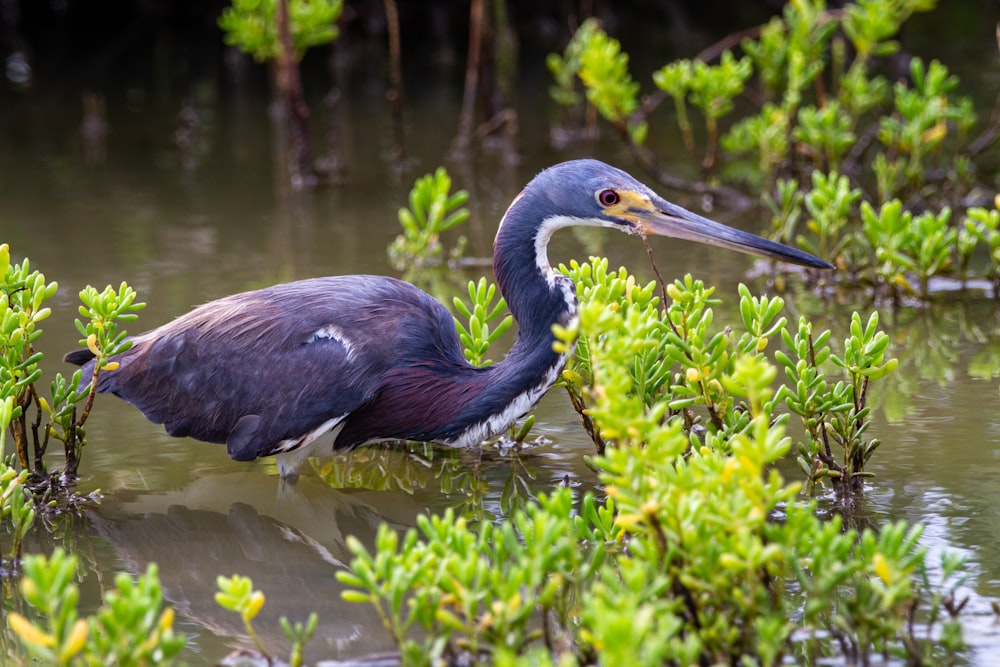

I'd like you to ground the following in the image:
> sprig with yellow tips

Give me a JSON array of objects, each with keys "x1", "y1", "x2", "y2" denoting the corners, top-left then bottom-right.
[
  {"x1": 75, "y1": 282, "x2": 145, "y2": 380},
  {"x1": 216, "y1": 574, "x2": 269, "y2": 658},
  {"x1": 1, "y1": 243, "x2": 144, "y2": 483},
  {"x1": 216, "y1": 574, "x2": 318, "y2": 667},
  {"x1": 0, "y1": 395, "x2": 34, "y2": 561},
  {"x1": 86, "y1": 564, "x2": 185, "y2": 665},
  {"x1": 8, "y1": 548, "x2": 184, "y2": 666},
  {"x1": 8, "y1": 548, "x2": 86, "y2": 666}
]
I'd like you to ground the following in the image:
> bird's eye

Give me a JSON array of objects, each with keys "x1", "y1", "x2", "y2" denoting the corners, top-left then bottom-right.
[{"x1": 598, "y1": 189, "x2": 620, "y2": 207}]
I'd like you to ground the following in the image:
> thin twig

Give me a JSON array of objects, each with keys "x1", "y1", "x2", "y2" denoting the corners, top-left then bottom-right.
[
  {"x1": 640, "y1": 233, "x2": 671, "y2": 317},
  {"x1": 382, "y1": 0, "x2": 406, "y2": 162},
  {"x1": 694, "y1": 8, "x2": 846, "y2": 64},
  {"x1": 806, "y1": 331, "x2": 838, "y2": 472},
  {"x1": 616, "y1": 122, "x2": 753, "y2": 208},
  {"x1": 966, "y1": 91, "x2": 1000, "y2": 157},
  {"x1": 453, "y1": 0, "x2": 484, "y2": 154}
]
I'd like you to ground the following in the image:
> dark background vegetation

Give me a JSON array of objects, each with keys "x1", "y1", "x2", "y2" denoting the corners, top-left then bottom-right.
[
  {"x1": 0, "y1": 1, "x2": 838, "y2": 98},
  {"x1": 4, "y1": 1, "x2": 997, "y2": 154}
]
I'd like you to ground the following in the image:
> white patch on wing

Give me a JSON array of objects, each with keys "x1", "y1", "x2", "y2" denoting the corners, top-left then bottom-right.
[
  {"x1": 309, "y1": 325, "x2": 355, "y2": 360},
  {"x1": 273, "y1": 415, "x2": 347, "y2": 478}
]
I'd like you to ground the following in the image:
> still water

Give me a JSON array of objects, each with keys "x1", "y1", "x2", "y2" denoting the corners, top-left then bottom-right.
[{"x1": 4, "y1": 15, "x2": 1000, "y2": 667}]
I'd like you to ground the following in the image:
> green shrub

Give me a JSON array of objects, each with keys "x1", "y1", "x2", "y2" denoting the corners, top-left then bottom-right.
[{"x1": 339, "y1": 253, "x2": 966, "y2": 665}]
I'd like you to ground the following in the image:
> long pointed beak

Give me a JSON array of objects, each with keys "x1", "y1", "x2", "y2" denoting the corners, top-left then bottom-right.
[{"x1": 634, "y1": 195, "x2": 834, "y2": 270}]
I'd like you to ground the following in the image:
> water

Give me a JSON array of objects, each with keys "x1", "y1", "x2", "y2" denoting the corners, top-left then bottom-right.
[{"x1": 4, "y1": 6, "x2": 1000, "y2": 664}]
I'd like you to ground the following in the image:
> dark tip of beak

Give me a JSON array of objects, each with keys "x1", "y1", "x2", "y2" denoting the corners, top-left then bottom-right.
[{"x1": 642, "y1": 198, "x2": 835, "y2": 270}]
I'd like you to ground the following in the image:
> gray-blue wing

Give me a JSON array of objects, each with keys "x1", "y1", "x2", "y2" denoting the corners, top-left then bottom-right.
[{"x1": 80, "y1": 275, "x2": 463, "y2": 460}]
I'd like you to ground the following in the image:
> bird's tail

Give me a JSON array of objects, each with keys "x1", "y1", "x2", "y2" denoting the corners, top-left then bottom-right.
[
  {"x1": 63, "y1": 348, "x2": 95, "y2": 366},
  {"x1": 62, "y1": 348, "x2": 106, "y2": 394}
]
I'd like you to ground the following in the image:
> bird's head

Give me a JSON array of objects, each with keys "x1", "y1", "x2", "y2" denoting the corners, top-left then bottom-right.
[{"x1": 521, "y1": 159, "x2": 833, "y2": 270}]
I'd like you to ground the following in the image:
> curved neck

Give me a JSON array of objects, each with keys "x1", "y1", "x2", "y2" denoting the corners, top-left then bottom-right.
[
  {"x1": 492, "y1": 198, "x2": 578, "y2": 377},
  {"x1": 342, "y1": 198, "x2": 580, "y2": 450}
]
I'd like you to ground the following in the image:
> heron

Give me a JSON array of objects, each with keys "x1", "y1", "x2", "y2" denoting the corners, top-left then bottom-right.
[{"x1": 65, "y1": 159, "x2": 832, "y2": 479}]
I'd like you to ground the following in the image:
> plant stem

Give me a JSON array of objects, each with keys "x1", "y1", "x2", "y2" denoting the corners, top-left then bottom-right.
[{"x1": 382, "y1": 0, "x2": 407, "y2": 163}]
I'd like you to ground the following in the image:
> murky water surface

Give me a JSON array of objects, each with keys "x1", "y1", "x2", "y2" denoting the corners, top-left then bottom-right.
[{"x1": 4, "y1": 7, "x2": 1000, "y2": 664}]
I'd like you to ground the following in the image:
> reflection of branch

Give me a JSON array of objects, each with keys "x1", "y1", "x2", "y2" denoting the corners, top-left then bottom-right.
[
  {"x1": 383, "y1": 0, "x2": 406, "y2": 162},
  {"x1": 453, "y1": 0, "x2": 484, "y2": 154},
  {"x1": 694, "y1": 24, "x2": 766, "y2": 64},
  {"x1": 841, "y1": 121, "x2": 880, "y2": 178},
  {"x1": 967, "y1": 92, "x2": 1000, "y2": 158}
]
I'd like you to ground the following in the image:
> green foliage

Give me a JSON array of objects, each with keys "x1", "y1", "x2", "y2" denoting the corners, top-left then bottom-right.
[
  {"x1": 652, "y1": 60, "x2": 694, "y2": 155},
  {"x1": 794, "y1": 100, "x2": 855, "y2": 170},
  {"x1": 338, "y1": 488, "x2": 611, "y2": 666},
  {"x1": 8, "y1": 548, "x2": 184, "y2": 665},
  {"x1": 84, "y1": 565, "x2": 186, "y2": 665},
  {"x1": 763, "y1": 173, "x2": 1000, "y2": 301},
  {"x1": 7, "y1": 548, "x2": 89, "y2": 665},
  {"x1": 215, "y1": 574, "x2": 269, "y2": 658},
  {"x1": 388, "y1": 168, "x2": 470, "y2": 271},
  {"x1": 722, "y1": 1, "x2": 959, "y2": 202},
  {"x1": 962, "y1": 205, "x2": 1000, "y2": 285},
  {"x1": 877, "y1": 58, "x2": 972, "y2": 191},
  {"x1": 721, "y1": 103, "x2": 790, "y2": 191},
  {"x1": 545, "y1": 18, "x2": 601, "y2": 108},
  {"x1": 775, "y1": 312, "x2": 897, "y2": 494},
  {"x1": 216, "y1": 574, "x2": 317, "y2": 667},
  {"x1": 575, "y1": 24, "x2": 646, "y2": 144},
  {"x1": 340, "y1": 264, "x2": 965, "y2": 665},
  {"x1": 281, "y1": 613, "x2": 319, "y2": 667},
  {"x1": 842, "y1": 0, "x2": 930, "y2": 60},
  {"x1": 218, "y1": 0, "x2": 342, "y2": 63},
  {"x1": 1, "y1": 243, "x2": 58, "y2": 423},
  {"x1": 860, "y1": 199, "x2": 957, "y2": 298},
  {"x1": 764, "y1": 178, "x2": 805, "y2": 251},
  {"x1": 546, "y1": 1, "x2": 999, "y2": 297},
  {"x1": 799, "y1": 170, "x2": 862, "y2": 263},
  {"x1": 452, "y1": 278, "x2": 513, "y2": 367},
  {"x1": 1, "y1": 243, "x2": 144, "y2": 479},
  {"x1": 0, "y1": 396, "x2": 34, "y2": 564},
  {"x1": 556, "y1": 258, "x2": 900, "y2": 499},
  {"x1": 687, "y1": 51, "x2": 753, "y2": 167}
]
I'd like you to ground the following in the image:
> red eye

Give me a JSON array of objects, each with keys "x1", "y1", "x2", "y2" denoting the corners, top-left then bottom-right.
[{"x1": 598, "y1": 189, "x2": 619, "y2": 206}]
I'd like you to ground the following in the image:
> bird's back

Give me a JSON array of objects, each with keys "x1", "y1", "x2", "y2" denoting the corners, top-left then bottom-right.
[{"x1": 72, "y1": 275, "x2": 469, "y2": 459}]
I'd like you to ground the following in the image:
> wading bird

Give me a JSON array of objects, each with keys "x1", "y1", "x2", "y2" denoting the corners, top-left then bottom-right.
[{"x1": 66, "y1": 160, "x2": 832, "y2": 479}]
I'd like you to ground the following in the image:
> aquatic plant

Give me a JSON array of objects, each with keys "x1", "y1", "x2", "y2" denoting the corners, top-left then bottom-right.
[
  {"x1": 554, "y1": 258, "x2": 894, "y2": 500},
  {"x1": 549, "y1": 1, "x2": 999, "y2": 299},
  {"x1": 218, "y1": 0, "x2": 341, "y2": 62},
  {"x1": 7, "y1": 548, "x2": 184, "y2": 665},
  {"x1": 0, "y1": 243, "x2": 144, "y2": 485},
  {"x1": 0, "y1": 396, "x2": 33, "y2": 567},
  {"x1": 339, "y1": 351, "x2": 966, "y2": 665},
  {"x1": 216, "y1": 574, "x2": 318, "y2": 667},
  {"x1": 452, "y1": 277, "x2": 513, "y2": 368},
  {"x1": 351, "y1": 229, "x2": 968, "y2": 663},
  {"x1": 387, "y1": 167, "x2": 470, "y2": 271}
]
